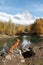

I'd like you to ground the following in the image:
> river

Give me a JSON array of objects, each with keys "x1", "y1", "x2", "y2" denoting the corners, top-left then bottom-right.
[{"x1": 0, "y1": 35, "x2": 43, "y2": 50}]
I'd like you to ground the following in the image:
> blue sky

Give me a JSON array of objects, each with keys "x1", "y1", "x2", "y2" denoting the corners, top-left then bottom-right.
[{"x1": 0, "y1": 0, "x2": 43, "y2": 17}]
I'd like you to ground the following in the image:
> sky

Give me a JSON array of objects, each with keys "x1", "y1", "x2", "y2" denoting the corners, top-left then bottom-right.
[{"x1": 0, "y1": 0, "x2": 43, "y2": 17}]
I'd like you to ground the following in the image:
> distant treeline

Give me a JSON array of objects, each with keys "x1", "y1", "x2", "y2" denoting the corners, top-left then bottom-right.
[{"x1": 0, "y1": 18, "x2": 43, "y2": 36}]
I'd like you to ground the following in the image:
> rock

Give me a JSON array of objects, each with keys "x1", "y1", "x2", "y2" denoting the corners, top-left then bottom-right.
[
  {"x1": 0, "y1": 48, "x2": 26, "y2": 65},
  {"x1": 39, "y1": 47, "x2": 43, "y2": 50},
  {"x1": 21, "y1": 59, "x2": 25, "y2": 63},
  {"x1": 6, "y1": 55, "x2": 11, "y2": 60},
  {"x1": 20, "y1": 47, "x2": 35, "y2": 58},
  {"x1": 13, "y1": 49, "x2": 22, "y2": 55}
]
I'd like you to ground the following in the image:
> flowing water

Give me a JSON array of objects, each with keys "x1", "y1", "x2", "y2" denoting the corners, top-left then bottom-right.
[{"x1": 0, "y1": 35, "x2": 43, "y2": 50}]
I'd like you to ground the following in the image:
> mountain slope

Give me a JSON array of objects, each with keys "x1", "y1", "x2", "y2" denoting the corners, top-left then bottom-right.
[{"x1": 0, "y1": 11, "x2": 35, "y2": 25}]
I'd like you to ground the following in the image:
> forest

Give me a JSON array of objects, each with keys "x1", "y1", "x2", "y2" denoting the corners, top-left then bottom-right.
[{"x1": 0, "y1": 18, "x2": 43, "y2": 36}]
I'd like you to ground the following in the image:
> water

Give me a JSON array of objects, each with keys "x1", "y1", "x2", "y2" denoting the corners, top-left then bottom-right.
[
  {"x1": 22, "y1": 36, "x2": 31, "y2": 48},
  {"x1": 0, "y1": 35, "x2": 43, "y2": 50}
]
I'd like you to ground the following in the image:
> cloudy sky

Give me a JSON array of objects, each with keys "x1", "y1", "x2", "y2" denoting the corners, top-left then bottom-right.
[{"x1": 0, "y1": 0, "x2": 43, "y2": 17}]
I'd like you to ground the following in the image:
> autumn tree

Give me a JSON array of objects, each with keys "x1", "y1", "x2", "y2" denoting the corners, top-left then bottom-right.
[
  {"x1": 35, "y1": 19, "x2": 43, "y2": 35},
  {"x1": 17, "y1": 25, "x2": 25, "y2": 34},
  {"x1": 30, "y1": 18, "x2": 43, "y2": 35}
]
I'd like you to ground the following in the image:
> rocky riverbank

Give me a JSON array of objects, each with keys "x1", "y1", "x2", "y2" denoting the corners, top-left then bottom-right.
[{"x1": 0, "y1": 42, "x2": 43, "y2": 65}]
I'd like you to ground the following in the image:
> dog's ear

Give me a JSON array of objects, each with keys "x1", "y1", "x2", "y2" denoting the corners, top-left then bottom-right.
[{"x1": 16, "y1": 39, "x2": 20, "y2": 42}]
